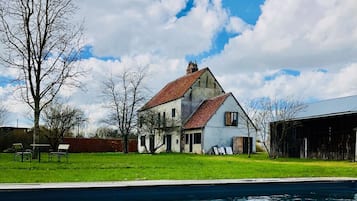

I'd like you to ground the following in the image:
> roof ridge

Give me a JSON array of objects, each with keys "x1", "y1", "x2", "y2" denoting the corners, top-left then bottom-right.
[
  {"x1": 166, "y1": 67, "x2": 208, "y2": 84},
  {"x1": 140, "y1": 67, "x2": 209, "y2": 110},
  {"x1": 184, "y1": 93, "x2": 230, "y2": 130},
  {"x1": 207, "y1": 92, "x2": 231, "y2": 100}
]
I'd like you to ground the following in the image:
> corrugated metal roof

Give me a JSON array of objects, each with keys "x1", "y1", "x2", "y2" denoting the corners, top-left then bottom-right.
[{"x1": 294, "y1": 95, "x2": 357, "y2": 120}]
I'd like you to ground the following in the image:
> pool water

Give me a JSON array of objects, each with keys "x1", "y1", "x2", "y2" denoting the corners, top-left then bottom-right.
[
  {"x1": 202, "y1": 193, "x2": 357, "y2": 201},
  {"x1": 1, "y1": 180, "x2": 356, "y2": 201}
]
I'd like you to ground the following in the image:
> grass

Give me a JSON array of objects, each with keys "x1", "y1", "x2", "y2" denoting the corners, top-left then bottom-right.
[{"x1": 0, "y1": 152, "x2": 356, "y2": 183}]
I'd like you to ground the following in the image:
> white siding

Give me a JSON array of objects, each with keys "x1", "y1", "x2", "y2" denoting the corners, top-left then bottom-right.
[
  {"x1": 138, "y1": 99, "x2": 182, "y2": 153},
  {"x1": 183, "y1": 129, "x2": 203, "y2": 154},
  {"x1": 203, "y1": 95, "x2": 257, "y2": 153}
]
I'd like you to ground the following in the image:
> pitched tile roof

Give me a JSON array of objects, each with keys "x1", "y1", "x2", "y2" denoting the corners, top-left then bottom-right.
[
  {"x1": 140, "y1": 68, "x2": 208, "y2": 110},
  {"x1": 184, "y1": 93, "x2": 231, "y2": 130}
]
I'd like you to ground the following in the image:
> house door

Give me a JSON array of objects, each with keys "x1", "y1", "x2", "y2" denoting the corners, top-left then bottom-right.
[
  {"x1": 149, "y1": 135, "x2": 155, "y2": 153},
  {"x1": 243, "y1": 137, "x2": 253, "y2": 154},
  {"x1": 189, "y1": 134, "x2": 193, "y2": 152},
  {"x1": 166, "y1": 135, "x2": 172, "y2": 152}
]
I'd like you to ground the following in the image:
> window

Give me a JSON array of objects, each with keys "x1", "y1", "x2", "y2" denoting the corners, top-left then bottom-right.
[
  {"x1": 162, "y1": 112, "x2": 166, "y2": 127},
  {"x1": 172, "y1": 108, "x2": 176, "y2": 118},
  {"x1": 139, "y1": 116, "x2": 144, "y2": 128},
  {"x1": 157, "y1": 113, "x2": 161, "y2": 127},
  {"x1": 194, "y1": 133, "x2": 201, "y2": 144},
  {"x1": 185, "y1": 134, "x2": 189, "y2": 144},
  {"x1": 140, "y1": 136, "x2": 145, "y2": 146},
  {"x1": 225, "y1": 112, "x2": 238, "y2": 126},
  {"x1": 163, "y1": 135, "x2": 166, "y2": 144}
]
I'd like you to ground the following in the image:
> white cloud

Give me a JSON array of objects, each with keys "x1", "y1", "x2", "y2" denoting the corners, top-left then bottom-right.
[
  {"x1": 77, "y1": 0, "x2": 228, "y2": 58},
  {"x1": 56, "y1": 55, "x2": 188, "y2": 133},
  {"x1": 2, "y1": 0, "x2": 357, "y2": 133},
  {"x1": 204, "y1": 0, "x2": 357, "y2": 72},
  {"x1": 221, "y1": 64, "x2": 357, "y2": 103},
  {"x1": 225, "y1": 17, "x2": 252, "y2": 34}
]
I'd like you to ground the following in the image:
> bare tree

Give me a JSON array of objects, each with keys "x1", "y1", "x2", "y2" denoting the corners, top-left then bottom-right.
[
  {"x1": 138, "y1": 109, "x2": 180, "y2": 153},
  {"x1": 236, "y1": 107, "x2": 257, "y2": 158},
  {"x1": 249, "y1": 97, "x2": 306, "y2": 158},
  {"x1": 0, "y1": 102, "x2": 8, "y2": 126},
  {"x1": 95, "y1": 127, "x2": 118, "y2": 139},
  {"x1": 247, "y1": 99, "x2": 271, "y2": 156},
  {"x1": 102, "y1": 68, "x2": 147, "y2": 153},
  {"x1": 42, "y1": 101, "x2": 86, "y2": 149},
  {"x1": 0, "y1": 0, "x2": 84, "y2": 147}
]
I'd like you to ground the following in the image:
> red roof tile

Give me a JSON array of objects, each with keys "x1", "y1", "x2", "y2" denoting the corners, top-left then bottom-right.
[
  {"x1": 184, "y1": 93, "x2": 231, "y2": 129},
  {"x1": 141, "y1": 68, "x2": 208, "y2": 110}
]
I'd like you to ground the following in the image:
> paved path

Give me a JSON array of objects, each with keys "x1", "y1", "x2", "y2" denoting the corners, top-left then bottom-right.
[{"x1": 0, "y1": 177, "x2": 356, "y2": 190}]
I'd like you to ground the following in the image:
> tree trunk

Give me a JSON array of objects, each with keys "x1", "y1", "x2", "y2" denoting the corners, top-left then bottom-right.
[
  {"x1": 123, "y1": 134, "x2": 128, "y2": 153},
  {"x1": 33, "y1": 101, "x2": 41, "y2": 152},
  {"x1": 247, "y1": 119, "x2": 251, "y2": 158}
]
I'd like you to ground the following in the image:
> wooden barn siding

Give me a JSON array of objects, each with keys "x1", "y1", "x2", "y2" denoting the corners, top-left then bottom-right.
[
  {"x1": 63, "y1": 138, "x2": 138, "y2": 153},
  {"x1": 271, "y1": 113, "x2": 357, "y2": 160}
]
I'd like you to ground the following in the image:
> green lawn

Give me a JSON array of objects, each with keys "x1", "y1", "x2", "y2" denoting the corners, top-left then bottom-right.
[{"x1": 0, "y1": 152, "x2": 356, "y2": 183}]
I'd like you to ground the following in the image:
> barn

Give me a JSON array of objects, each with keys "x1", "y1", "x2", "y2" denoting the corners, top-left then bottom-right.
[{"x1": 270, "y1": 95, "x2": 357, "y2": 161}]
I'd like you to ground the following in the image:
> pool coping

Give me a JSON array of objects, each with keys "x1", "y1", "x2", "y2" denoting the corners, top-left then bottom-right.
[{"x1": 0, "y1": 177, "x2": 356, "y2": 190}]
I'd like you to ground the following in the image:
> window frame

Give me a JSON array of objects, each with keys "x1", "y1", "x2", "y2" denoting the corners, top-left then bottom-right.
[
  {"x1": 140, "y1": 136, "x2": 145, "y2": 147},
  {"x1": 162, "y1": 112, "x2": 166, "y2": 127},
  {"x1": 171, "y1": 108, "x2": 176, "y2": 118},
  {"x1": 157, "y1": 113, "x2": 161, "y2": 127},
  {"x1": 193, "y1": 133, "x2": 201, "y2": 144},
  {"x1": 225, "y1": 112, "x2": 238, "y2": 126}
]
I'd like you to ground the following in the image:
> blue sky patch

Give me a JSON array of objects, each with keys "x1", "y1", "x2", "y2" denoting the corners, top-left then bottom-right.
[
  {"x1": 176, "y1": 0, "x2": 194, "y2": 19},
  {"x1": 222, "y1": 0, "x2": 265, "y2": 25},
  {"x1": 185, "y1": 0, "x2": 264, "y2": 63},
  {"x1": 0, "y1": 76, "x2": 12, "y2": 87},
  {"x1": 186, "y1": 30, "x2": 239, "y2": 63},
  {"x1": 79, "y1": 45, "x2": 120, "y2": 61},
  {"x1": 317, "y1": 68, "x2": 328, "y2": 73},
  {"x1": 264, "y1": 69, "x2": 301, "y2": 81}
]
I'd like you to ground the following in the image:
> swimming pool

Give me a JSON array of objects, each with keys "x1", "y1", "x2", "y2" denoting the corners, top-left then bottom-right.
[{"x1": 1, "y1": 178, "x2": 356, "y2": 201}]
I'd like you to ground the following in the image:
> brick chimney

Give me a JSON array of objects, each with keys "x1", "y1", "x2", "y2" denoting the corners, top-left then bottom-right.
[{"x1": 186, "y1": 61, "x2": 198, "y2": 75}]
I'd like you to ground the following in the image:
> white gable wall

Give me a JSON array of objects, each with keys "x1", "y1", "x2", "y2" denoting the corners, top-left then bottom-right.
[
  {"x1": 138, "y1": 99, "x2": 182, "y2": 153},
  {"x1": 203, "y1": 95, "x2": 257, "y2": 153}
]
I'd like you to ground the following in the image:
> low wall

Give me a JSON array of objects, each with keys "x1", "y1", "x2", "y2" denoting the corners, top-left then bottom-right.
[{"x1": 63, "y1": 138, "x2": 138, "y2": 153}]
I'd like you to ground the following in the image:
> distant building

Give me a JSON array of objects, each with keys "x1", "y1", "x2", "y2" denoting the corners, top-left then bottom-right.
[
  {"x1": 270, "y1": 95, "x2": 357, "y2": 161},
  {"x1": 138, "y1": 63, "x2": 257, "y2": 154}
]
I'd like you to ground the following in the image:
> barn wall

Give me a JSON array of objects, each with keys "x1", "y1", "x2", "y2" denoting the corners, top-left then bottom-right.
[{"x1": 271, "y1": 113, "x2": 357, "y2": 160}]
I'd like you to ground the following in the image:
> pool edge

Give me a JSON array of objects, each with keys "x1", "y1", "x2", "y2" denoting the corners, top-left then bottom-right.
[{"x1": 0, "y1": 177, "x2": 356, "y2": 190}]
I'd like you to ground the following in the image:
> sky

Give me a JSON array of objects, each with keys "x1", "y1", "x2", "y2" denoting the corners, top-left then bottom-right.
[{"x1": 1, "y1": 0, "x2": 357, "y2": 134}]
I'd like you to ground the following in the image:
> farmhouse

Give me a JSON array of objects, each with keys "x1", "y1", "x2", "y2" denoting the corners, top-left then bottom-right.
[
  {"x1": 138, "y1": 62, "x2": 257, "y2": 154},
  {"x1": 270, "y1": 95, "x2": 357, "y2": 161}
]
